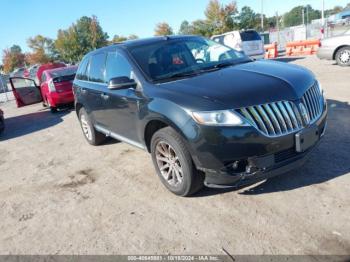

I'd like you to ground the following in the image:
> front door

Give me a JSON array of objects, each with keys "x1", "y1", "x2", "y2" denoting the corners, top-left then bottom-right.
[
  {"x1": 95, "y1": 50, "x2": 143, "y2": 144},
  {"x1": 10, "y1": 77, "x2": 43, "y2": 107}
]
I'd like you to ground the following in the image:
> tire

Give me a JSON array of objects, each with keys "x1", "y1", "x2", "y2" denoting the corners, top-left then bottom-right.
[
  {"x1": 151, "y1": 127, "x2": 204, "y2": 196},
  {"x1": 335, "y1": 47, "x2": 350, "y2": 67},
  {"x1": 46, "y1": 98, "x2": 57, "y2": 113},
  {"x1": 78, "y1": 107, "x2": 106, "y2": 146}
]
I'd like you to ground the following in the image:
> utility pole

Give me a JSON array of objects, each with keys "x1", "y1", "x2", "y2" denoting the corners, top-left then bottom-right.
[
  {"x1": 321, "y1": 0, "x2": 325, "y2": 38},
  {"x1": 261, "y1": 0, "x2": 264, "y2": 32},
  {"x1": 302, "y1": 8, "x2": 305, "y2": 25}
]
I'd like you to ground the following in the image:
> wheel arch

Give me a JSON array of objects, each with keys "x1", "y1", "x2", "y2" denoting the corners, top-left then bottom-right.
[{"x1": 143, "y1": 117, "x2": 191, "y2": 153}]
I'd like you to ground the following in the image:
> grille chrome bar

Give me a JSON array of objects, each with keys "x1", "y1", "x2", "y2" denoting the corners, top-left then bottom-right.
[{"x1": 236, "y1": 82, "x2": 324, "y2": 137}]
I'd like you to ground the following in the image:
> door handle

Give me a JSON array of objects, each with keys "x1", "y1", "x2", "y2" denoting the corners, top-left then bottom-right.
[
  {"x1": 81, "y1": 88, "x2": 87, "y2": 94},
  {"x1": 101, "y1": 93, "x2": 109, "y2": 100}
]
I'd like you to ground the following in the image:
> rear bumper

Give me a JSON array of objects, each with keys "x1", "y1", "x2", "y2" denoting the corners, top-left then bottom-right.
[
  {"x1": 317, "y1": 47, "x2": 334, "y2": 60},
  {"x1": 48, "y1": 91, "x2": 74, "y2": 107}
]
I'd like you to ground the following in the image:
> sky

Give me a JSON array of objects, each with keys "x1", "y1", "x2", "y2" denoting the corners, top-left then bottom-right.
[{"x1": 0, "y1": 0, "x2": 348, "y2": 53}]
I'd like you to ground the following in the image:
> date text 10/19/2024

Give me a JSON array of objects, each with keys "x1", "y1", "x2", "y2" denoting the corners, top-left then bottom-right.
[{"x1": 127, "y1": 255, "x2": 220, "y2": 261}]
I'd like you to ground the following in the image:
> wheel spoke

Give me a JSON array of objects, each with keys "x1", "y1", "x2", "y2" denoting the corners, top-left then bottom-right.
[
  {"x1": 157, "y1": 143, "x2": 167, "y2": 156},
  {"x1": 156, "y1": 155, "x2": 170, "y2": 163},
  {"x1": 160, "y1": 163, "x2": 170, "y2": 171}
]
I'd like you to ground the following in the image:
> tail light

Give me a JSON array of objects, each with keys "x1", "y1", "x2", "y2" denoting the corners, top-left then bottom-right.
[{"x1": 48, "y1": 79, "x2": 56, "y2": 93}]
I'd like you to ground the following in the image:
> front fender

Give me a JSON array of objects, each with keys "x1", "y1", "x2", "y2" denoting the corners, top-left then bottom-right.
[{"x1": 140, "y1": 98, "x2": 197, "y2": 149}]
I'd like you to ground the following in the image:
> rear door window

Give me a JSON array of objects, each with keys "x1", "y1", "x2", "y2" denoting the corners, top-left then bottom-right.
[
  {"x1": 240, "y1": 31, "x2": 261, "y2": 41},
  {"x1": 76, "y1": 57, "x2": 89, "y2": 81},
  {"x1": 88, "y1": 53, "x2": 106, "y2": 83}
]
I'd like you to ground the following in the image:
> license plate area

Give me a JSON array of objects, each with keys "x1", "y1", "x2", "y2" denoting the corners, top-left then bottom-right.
[{"x1": 295, "y1": 126, "x2": 319, "y2": 153}]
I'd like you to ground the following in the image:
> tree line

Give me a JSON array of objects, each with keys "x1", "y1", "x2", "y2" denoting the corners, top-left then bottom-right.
[{"x1": 2, "y1": 0, "x2": 349, "y2": 74}]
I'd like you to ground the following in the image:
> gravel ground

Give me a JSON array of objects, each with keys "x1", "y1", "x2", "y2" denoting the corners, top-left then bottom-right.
[{"x1": 0, "y1": 55, "x2": 349, "y2": 255}]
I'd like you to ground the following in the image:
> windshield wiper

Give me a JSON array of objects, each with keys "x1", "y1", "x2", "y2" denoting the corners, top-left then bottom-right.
[{"x1": 158, "y1": 71, "x2": 200, "y2": 81}]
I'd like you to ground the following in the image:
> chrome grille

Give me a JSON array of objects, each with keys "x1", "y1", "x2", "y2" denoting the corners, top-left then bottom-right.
[{"x1": 237, "y1": 82, "x2": 324, "y2": 137}]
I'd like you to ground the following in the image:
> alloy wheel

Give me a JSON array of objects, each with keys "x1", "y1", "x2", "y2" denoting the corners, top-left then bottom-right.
[
  {"x1": 80, "y1": 114, "x2": 92, "y2": 141},
  {"x1": 155, "y1": 141, "x2": 183, "y2": 187},
  {"x1": 339, "y1": 49, "x2": 350, "y2": 65}
]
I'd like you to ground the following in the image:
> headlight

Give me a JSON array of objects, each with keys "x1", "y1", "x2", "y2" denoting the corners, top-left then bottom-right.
[{"x1": 191, "y1": 110, "x2": 244, "y2": 126}]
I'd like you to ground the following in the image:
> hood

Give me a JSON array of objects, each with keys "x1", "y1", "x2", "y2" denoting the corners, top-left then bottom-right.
[{"x1": 158, "y1": 60, "x2": 315, "y2": 109}]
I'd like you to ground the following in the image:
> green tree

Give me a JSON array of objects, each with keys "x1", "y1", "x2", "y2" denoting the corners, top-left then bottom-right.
[
  {"x1": 204, "y1": 0, "x2": 238, "y2": 35},
  {"x1": 237, "y1": 6, "x2": 256, "y2": 29},
  {"x1": 178, "y1": 20, "x2": 192, "y2": 35},
  {"x1": 154, "y1": 22, "x2": 173, "y2": 36},
  {"x1": 191, "y1": 19, "x2": 212, "y2": 36},
  {"x1": 111, "y1": 34, "x2": 138, "y2": 43},
  {"x1": 325, "y1": 6, "x2": 343, "y2": 17},
  {"x1": 2, "y1": 45, "x2": 25, "y2": 73},
  {"x1": 55, "y1": 15, "x2": 108, "y2": 63},
  {"x1": 26, "y1": 35, "x2": 55, "y2": 64},
  {"x1": 284, "y1": 5, "x2": 321, "y2": 27}
]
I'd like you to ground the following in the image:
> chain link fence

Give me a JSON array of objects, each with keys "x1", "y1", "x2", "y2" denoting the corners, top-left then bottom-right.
[{"x1": 267, "y1": 21, "x2": 350, "y2": 51}]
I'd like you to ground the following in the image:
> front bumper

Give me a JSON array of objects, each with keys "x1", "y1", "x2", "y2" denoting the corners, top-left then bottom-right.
[
  {"x1": 316, "y1": 47, "x2": 334, "y2": 60},
  {"x1": 184, "y1": 104, "x2": 327, "y2": 188}
]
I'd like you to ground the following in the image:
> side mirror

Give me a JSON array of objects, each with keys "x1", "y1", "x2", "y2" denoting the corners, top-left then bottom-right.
[{"x1": 108, "y1": 76, "x2": 137, "y2": 90}]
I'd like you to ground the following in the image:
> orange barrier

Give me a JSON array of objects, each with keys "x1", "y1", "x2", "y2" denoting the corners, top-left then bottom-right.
[
  {"x1": 286, "y1": 39, "x2": 321, "y2": 56},
  {"x1": 264, "y1": 42, "x2": 278, "y2": 59}
]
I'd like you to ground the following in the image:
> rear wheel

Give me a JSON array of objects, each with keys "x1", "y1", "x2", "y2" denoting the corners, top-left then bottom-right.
[
  {"x1": 78, "y1": 108, "x2": 106, "y2": 146},
  {"x1": 151, "y1": 127, "x2": 203, "y2": 196},
  {"x1": 46, "y1": 98, "x2": 57, "y2": 113},
  {"x1": 335, "y1": 47, "x2": 350, "y2": 67}
]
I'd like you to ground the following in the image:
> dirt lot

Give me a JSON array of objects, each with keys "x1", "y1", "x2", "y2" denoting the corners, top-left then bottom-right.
[{"x1": 0, "y1": 55, "x2": 349, "y2": 255}]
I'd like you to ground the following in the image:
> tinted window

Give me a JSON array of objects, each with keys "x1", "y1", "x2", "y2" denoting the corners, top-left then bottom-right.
[
  {"x1": 76, "y1": 57, "x2": 89, "y2": 80},
  {"x1": 88, "y1": 53, "x2": 106, "y2": 83},
  {"x1": 105, "y1": 51, "x2": 133, "y2": 82},
  {"x1": 240, "y1": 31, "x2": 261, "y2": 41}
]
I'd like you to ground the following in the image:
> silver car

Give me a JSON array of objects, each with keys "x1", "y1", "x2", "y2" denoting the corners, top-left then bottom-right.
[{"x1": 317, "y1": 29, "x2": 350, "y2": 66}]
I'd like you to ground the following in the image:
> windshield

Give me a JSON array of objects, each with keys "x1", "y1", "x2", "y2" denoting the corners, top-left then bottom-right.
[{"x1": 128, "y1": 37, "x2": 250, "y2": 82}]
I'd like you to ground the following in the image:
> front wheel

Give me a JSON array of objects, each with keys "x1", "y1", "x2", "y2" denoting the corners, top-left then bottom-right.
[
  {"x1": 335, "y1": 47, "x2": 350, "y2": 67},
  {"x1": 151, "y1": 127, "x2": 203, "y2": 196}
]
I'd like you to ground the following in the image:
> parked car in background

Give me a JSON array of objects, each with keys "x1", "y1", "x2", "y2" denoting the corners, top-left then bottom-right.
[
  {"x1": 211, "y1": 30, "x2": 265, "y2": 59},
  {"x1": 35, "y1": 62, "x2": 66, "y2": 85},
  {"x1": 317, "y1": 29, "x2": 350, "y2": 66},
  {"x1": 9, "y1": 66, "x2": 76, "y2": 112},
  {"x1": 0, "y1": 108, "x2": 4, "y2": 134},
  {"x1": 40, "y1": 66, "x2": 77, "y2": 112},
  {"x1": 25, "y1": 64, "x2": 40, "y2": 79},
  {"x1": 73, "y1": 36, "x2": 327, "y2": 196},
  {"x1": 10, "y1": 67, "x2": 26, "y2": 77},
  {"x1": 0, "y1": 74, "x2": 10, "y2": 93}
]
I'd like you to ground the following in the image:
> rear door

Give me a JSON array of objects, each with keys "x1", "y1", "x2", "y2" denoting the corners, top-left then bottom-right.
[
  {"x1": 10, "y1": 77, "x2": 42, "y2": 107},
  {"x1": 240, "y1": 30, "x2": 264, "y2": 56}
]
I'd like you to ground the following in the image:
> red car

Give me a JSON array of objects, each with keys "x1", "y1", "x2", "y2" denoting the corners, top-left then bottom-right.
[
  {"x1": 36, "y1": 62, "x2": 66, "y2": 85},
  {"x1": 0, "y1": 108, "x2": 4, "y2": 134},
  {"x1": 40, "y1": 66, "x2": 78, "y2": 112},
  {"x1": 9, "y1": 66, "x2": 77, "y2": 112}
]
